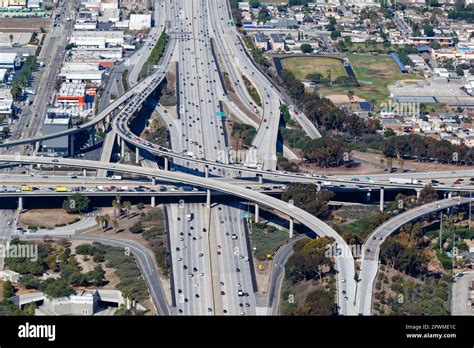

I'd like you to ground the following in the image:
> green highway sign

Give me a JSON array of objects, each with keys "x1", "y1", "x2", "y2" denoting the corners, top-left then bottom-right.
[
  {"x1": 240, "y1": 212, "x2": 251, "y2": 218},
  {"x1": 216, "y1": 111, "x2": 227, "y2": 117}
]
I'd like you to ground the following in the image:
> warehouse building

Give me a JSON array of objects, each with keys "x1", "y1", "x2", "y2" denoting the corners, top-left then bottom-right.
[
  {"x1": 59, "y1": 63, "x2": 104, "y2": 85},
  {"x1": 70, "y1": 31, "x2": 124, "y2": 48},
  {"x1": 41, "y1": 110, "x2": 71, "y2": 156},
  {"x1": 57, "y1": 82, "x2": 86, "y2": 109},
  {"x1": 129, "y1": 13, "x2": 152, "y2": 30},
  {"x1": 0, "y1": 52, "x2": 20, "y2": 69},
  {"x1": 0, "y1": 88, "x2": 13, "y2": 116}
]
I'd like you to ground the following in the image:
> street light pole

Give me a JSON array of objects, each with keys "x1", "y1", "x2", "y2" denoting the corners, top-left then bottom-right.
[
  {"x1": 469, "y1": 191, "x2": 472, "y2": 230},
  {"x1": 439, "y1": 210, "x2": 443, "y2": 252}
]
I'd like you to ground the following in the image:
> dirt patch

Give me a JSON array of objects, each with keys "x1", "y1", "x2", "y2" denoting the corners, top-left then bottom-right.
[
  {"x1": 298, "y1": 160, "x2": 384, "y2": 175},
  {"x1": 325, "y1": 94, "x2": 366, "y2": 104},
  {"x1": 19, "y1": 209, "x2": 80, "y2": 228},
  {"x1": 353, "y1": 150, "x2": 474, "y2": 172},
  {"x1": 0, "y1": 18, "x2": 51, "y2": 32}
]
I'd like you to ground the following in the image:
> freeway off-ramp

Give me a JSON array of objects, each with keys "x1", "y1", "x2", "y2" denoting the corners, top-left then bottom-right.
[
  {"x1": 21, "y1": 234, "x2": 170, "y2": 316},
  {"x1": 357, "y1": 197, "x2": 474, "y2": 315}
]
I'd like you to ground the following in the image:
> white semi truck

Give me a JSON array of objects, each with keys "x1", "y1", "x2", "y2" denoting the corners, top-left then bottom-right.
[{"x1": 389, "y1": 178, "x2": 422, "y2": 185}]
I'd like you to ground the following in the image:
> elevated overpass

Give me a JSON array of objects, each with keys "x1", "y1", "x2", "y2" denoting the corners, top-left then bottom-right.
[{"x1": 0, "y1": 154, "x2": 357, "y2": 315}]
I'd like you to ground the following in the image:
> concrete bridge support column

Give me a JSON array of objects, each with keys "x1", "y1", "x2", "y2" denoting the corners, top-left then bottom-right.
[
  {"x1": 255, "y1": 203, "x2": 259, "y2": 223},
  {"x1": 380, "y1": 187, "x2": 384, "y2": 212},
  {"x1": 206, "y1": 189, "x2": 211, "y2": 208},
  {"x1": 120, "y1": 138, "x2": 125, "y2": 158},
  {"x1": 135, "y1": 147, "x2": 140, "y2": 164},
  {"x1": 34, "y1": 142, "x2": 40, "y2": 154},
  {"x1": 150, "y1": 196, "x2": 156, "y2": 207},
  {"x1": 316, "y1": 182, "x2": 322, "y2": 192},
  {"x1": 69, "y1": 134, "x2": 75, "y2": 156},
  {"x1": 91, "y1": 126, "x2": 96, "y2": 146},
  {"x1": 416, "y1": 189, "x2": 422, "y2": 199},
  {"x1": 289, "y1": 217, "x2": 294, "y2": 239},
  {"x1": 367, "y1": 188, "x2": 372, "y2": 202},
  {"x1": 204, "y1": 165, "x2": 209, "y2": 178},
  {"x1": 151, "y1": 177, "x2": 156, "y2": 186},
  {"x1": 257, "y1": 174, "x2": 263, "y2": 185},
  {"x1": 164, "y1": 156, "x2": 169, "y2": 171},
  {"x1": 448, "y1": 192, "x2": 453, "y2": 199},
  {"x1": 83, "y1": 169, "x2": 87, "y2": 177},
  {"x1": 18, "y1": 197, "x2": 23, "y2": 211}
]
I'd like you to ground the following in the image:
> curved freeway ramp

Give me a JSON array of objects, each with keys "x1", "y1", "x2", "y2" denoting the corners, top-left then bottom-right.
[
  {"x1": 20, "y1": 234, "x2": 170, "y2": 316},
  {"x1": 357, "y1": 196, "x2": 474, "y2": 315}
]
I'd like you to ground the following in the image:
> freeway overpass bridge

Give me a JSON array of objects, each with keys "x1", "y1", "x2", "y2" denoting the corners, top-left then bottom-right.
[{"x1": 0, "y1": 154, "x2": 358, "y2": 315}]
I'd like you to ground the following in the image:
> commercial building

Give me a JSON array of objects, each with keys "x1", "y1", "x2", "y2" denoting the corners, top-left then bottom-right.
[
  {"x1": 0, "y1": 52, "x2": 19, "y2": 69},
  {"x1": 10, "y1": 289, "x2": 144, "y2": 316},
  {"x1": 100, "y1": 0, "x2": 118, "y2": 11},
  {"x1": 41, "y1": 110, "x2": 71, "y2": 156},
  {"x1": 57, "y1": 82, "x2": 86, "y2": 109},
  {"x1": 59, "y1": 63, "x2": 104, "y2": 85},
  {"x1": 129, "y1": 13, "x2": 152, "y2": 30},
  {"x1": 0, "y1": 0, "x2": 27, "y2": 9},
  {"x1": 70, "y1": 47, "x2": 122, "y2": 61},
  {"x1": 407, "y1": 36, "x2": 454, "y2": 47},
  {"x1": 270, "y1": 34, "x2": 285, "y2": 51},
  {"x1": 99, "y1": 8, "x2": 120, "y2": 23},
  {"x1": 70, "y1": 31, "x2": 124, "y2": 48},
  {"x1": 0, "y1": 88, "x2": 13, "y2": 116},
  {"x1": 254, "y1": 32, "x2": 269, "y2": 51}
]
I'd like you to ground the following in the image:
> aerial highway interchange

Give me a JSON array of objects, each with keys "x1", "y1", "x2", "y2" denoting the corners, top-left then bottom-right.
[{"x1": 0, "y1": 0, "x2": 473, "y2": 319}]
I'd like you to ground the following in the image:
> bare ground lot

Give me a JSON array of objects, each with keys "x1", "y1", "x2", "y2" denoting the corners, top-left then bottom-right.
[
  {"x1": 0, "y1": 18, "x2": 51, "y2": 32},
  {"x1": 353, "y1": 150, "x2": 474, "y2": 172},
  {"x1": 19, "y1": 209, "x2": 80, "y2": 228}
]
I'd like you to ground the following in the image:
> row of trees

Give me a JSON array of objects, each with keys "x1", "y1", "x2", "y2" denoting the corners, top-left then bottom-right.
[
  {"x1": 382, "y1": 134, "x2": 474, "y2": 164},
  {"x1": 280, "y1": 69, "x2": 380, "y2": 136},
  {"x1": 283, "y1": 236, "x2": 336, "y2": 315},
  {"x1": 448, "y1": 3, "x2": 474, "y2": 23},
  {"x1": 11, "y1": 56, "x2": 37, "y2": 100},
  {"x1": 232, "y1": 122, "x2": 257, "y2": 147},
  {"x1": 282, "y1": 184, "x2": 335, "y2": 219}
]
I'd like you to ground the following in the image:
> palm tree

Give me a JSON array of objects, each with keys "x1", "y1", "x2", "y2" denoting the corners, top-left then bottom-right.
[
  {"x1": 326, "y1": 69, "x2": 332, "y2": 82},
  {"x1": 386, "y1": 157, "x2": 393, "y2": 172},
  {"x1": 347, "y1": 90, "x2": 354, "y2": 104},
  {"x1": 102, "y1": 214, "x2": 110, "y2": 229},
  {"x1": 123, "y1": 201, "x2": 132, "y2": 219},
  {"x1": 398, "y1": 158, "x2": 404, "y2": 171},
  {"x1": 112, "y1": 200, "x2": 122, "y2": 218},
  {"x1": 379, "y1": 158, "x2": 385, "y2": 169},
  {"x1": 95, "y1": 215, "x2": 102, "y2": 230},
  {"x1": 112, "y1": 219, "x2": 119, "y2": 234}
]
